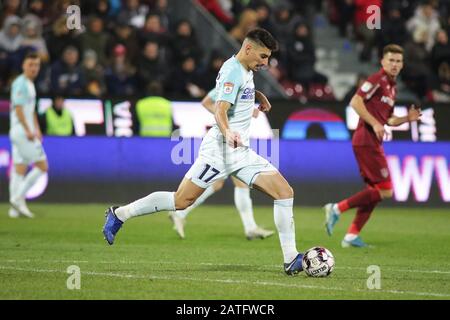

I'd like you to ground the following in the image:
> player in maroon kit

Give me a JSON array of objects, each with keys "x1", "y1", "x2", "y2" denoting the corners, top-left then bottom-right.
[{"x1": 324, "y1": 44, "x2": 422, "y2": 248}]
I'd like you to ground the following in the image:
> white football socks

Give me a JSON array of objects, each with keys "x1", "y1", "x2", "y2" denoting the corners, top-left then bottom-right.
[
  {"x1": 14, "y1": 167, "x2": 44, "y2": 201},
  {"x1": 115, "y1": 191, "x2": 175, "y2": 222},
  {"x1": 274, "y1": 198, "x2": 298, "y2": 263},
  {"x1": 9, "y1": 171, "x2": 24, "y2": 203},
  {"x1": 234, "y1": 187, "x2": 257, "y2": 233},
  {"x1": 333, "y1": 203, "x2": 341, "y2": 214},
  {"x1": 176, "y1": 185, "x2": 215, "y2": 219}
]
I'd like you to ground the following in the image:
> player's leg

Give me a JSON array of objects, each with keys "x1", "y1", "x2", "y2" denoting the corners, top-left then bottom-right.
[
  {"x1": 250, "y1": 171, "x2": 303, "y2": 274},
  {"x1": 231, "y1": 176, "x2": 273, "y2": 240},
  {"x1": 169, "y1": 178, "x2": 225, "y2": 239},
  {"x1": 103, "y1": 177, "x2": 205, "y2": 245},
  {"x1": 9, "y1": 138, "x2": 47, "y2": 218},
  {"x1": 8, "y1": 163, "x2": 26, "y2": 218},
  {"x1": 342, "y1": 183, "x2": 392, "y2": 248},
  {"x1": 174, "y1": 179, "x2": 225, "y2": 219}
]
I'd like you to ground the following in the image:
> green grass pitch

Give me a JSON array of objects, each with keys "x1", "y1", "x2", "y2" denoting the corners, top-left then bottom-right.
[{"x1": 0, "y1": 203, "x2": 449, "y2": 300}]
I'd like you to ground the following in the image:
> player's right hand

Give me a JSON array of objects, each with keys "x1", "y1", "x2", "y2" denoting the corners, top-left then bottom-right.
[
  {"x1": 25, "y1": 130, "x2": 35, "y2": 141},
  {"x1": 372, "y1": 123, "x2": 385, "y2": 141},
  {"x1": 225, "y1": 130, "x2": 243, "y2": 148}
]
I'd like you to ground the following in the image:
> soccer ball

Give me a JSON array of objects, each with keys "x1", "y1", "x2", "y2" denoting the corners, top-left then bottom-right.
[{"x1": 302, "y1": 246, "x2": 335, "y2": 277}]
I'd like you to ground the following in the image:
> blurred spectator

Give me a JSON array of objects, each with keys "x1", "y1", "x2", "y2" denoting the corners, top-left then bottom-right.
[
  {"x1": 229, "y1": 9, "x2": 258, "y2": 43},
  {"x1": 46, "y1": 16, "x2": 81, "y2": 63},
  {"x1": 152, "y1": 0, "x2": 171, "y2": 30},
  {"x1": 0, "y1": 15, "x2": 23, "y2": 53},
  {"x1": 430, "y1": 29, "x2": 450, "y2": 101},
  {"x1": 0, "y1": 0, "x2": 23, "y2": 29},
  {"x1": 378, "y1": 5, "x2": 408, "y2": 56},
  {"x1": 402, "y1": 27, "x2": 432, "y2": 100},
  {"x1": 43, "y1": 95, "x2": 74, "y2": 136},
  {"x1": 79, "y1": 16, "x2": 110, "y2": 66},
  {"x1": 27, "y1": 0, "x2": 50, "y2": 28},
  {"x1": 21, "y1": 14, "x2": 49, "y2": 63},
  {"x1": 250, "y1": 0, "x2": 273, "y2": 32},
  {"x1": 81, "y1": 49, "x2": 106, "y2": 97},
  {"x1": 106, "y1": 21, "x2": 140, "y2": 63},
  {"x1": 169, "y1": 19, "x2": 203, "y2": 65},
  {"x1": 406, "y1": 1, "x2": 441, "y2": 52},
  {"x1": 270, "y1": 3, "x2": 304, "y2": 63},
  {"x1": 286, "y1": 22, "x2": 328, "y2": 89},
  {"x1": 335, "y1": 0, "x2": 355, "y2": 38},
  {"x1": 137, "y1": 40, "x2": 169, "y2": 92},
  {"x1": 0, "y1": 15, "x2": 23, "y2": 82},
  {"x1": 353, "y1": 0, "x2": 382, "y2": 62},
  {"x1": 105, "y1": 44, "x2": 137, "y2": 96},
  {"x1": 169, "y1": 56, "x2": 206, "y2": 98},
  {"x1": 50, "y1": 45, "x2": 85, "y2": 96},
  {"x1": 136, "y1": 81, "x2": 173, "y2": 137},
  {"x1": 117, "y1": 0, "x2": 149, "y2": 29},
  {"x1": 198, "y1": 50, "x2": 226, "y2": 89},
  {"x1": 138, "y1": 12, "x2": 169, "y2": 48}
]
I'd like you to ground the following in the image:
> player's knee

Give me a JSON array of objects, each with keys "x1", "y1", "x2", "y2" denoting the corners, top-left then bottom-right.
[
  {"x1": 379, "y1": 189, "x2": 393, "y2": 199},
  {"x1": 276, "y1": 185, "x2": 294, "y2": 200}
]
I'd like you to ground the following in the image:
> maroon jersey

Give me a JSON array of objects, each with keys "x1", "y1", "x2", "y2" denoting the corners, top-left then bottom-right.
[{"x1": 352, "y1": 68, "x2": 397, "y2": 147}]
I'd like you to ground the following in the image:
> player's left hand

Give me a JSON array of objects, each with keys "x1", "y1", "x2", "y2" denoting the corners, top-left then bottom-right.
[
  {"x1": 258, "y1": 100, "x2": 271, "y2": 113},
  {"x1": 408, "y1": 105, "x2": 422, "y2": 122},
  {"x1": 252, "y1": 108, "x2": 260, "y2": 118}
]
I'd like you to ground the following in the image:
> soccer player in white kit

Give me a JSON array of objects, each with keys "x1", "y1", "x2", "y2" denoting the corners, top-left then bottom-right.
[
  {"x1": 168, "y1": 88, "x2": 274, "y2": 240},
  {"x1": 8, "y1": 52, "x2": 48, "y2": 218},
  {"x1": 103, "y1": 28, "x2": 304, "y2": 275}
]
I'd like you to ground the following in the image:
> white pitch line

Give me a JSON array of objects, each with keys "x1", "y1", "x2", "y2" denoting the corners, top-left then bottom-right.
[
  {"x1": 2, "y1": 259, "x2": 450, "y2": 275},
  {"x1": 1, "y1": 265, "x2": 450, "y2": 298}
]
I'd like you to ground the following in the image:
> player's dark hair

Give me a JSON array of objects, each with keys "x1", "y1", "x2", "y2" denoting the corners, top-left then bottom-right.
[
  {"x1": 24, "y1": 51, "x2": 39, "y2": 61},
  {"x1": 245, "y1": 28, "x2": 279, "y2": 52},
  {"x1": 383, "y1": 44, "x2": 403, "y2": 56}
]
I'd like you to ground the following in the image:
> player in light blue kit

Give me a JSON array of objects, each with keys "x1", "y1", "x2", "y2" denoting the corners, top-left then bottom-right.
[
  {"x1": 168, "y1": 88, "x2": 274, "y2": 240},
  {"x1": 8, "y1": 52, "x2": 48, "y2": 218},
  {"x1": 104, "y1": 28, "x2": 304, "y2": 275}
]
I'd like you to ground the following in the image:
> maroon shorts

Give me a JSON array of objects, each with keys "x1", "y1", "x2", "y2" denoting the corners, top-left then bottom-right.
[{"x1": 352, "y1": 145, "x2": 392, "y2": 190}]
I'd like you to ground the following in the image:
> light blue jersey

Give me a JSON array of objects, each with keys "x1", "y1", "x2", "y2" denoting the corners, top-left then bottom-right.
[
  {"x1": 207, "y1": 56, "x2": 255, "y2": 147},
  {"x1": 10, "y1": 74, "x2": 37, "y2": 137}
]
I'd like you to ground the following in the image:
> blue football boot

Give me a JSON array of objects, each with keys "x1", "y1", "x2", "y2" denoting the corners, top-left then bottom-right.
[
  {"x1": 284, "y1": 253, "x2": 304, "y2": 275},
  {"x1": 341, "y1": 235, "x2": 368, "y2": 248},
  {"x1": 324, "y1": 203, "x2": 340, "y2": 236},
  {"x1": 103, "y1": 206, "x2": 123, "y2": 245}
]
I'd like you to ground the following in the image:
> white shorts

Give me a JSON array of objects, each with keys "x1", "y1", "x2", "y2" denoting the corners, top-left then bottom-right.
[
  {"x1": 10, "y1": 134, "x2": 47, "y2": 165},
  {"x1": 185, "y1": 137, "x2": 277, "y2": 189}
]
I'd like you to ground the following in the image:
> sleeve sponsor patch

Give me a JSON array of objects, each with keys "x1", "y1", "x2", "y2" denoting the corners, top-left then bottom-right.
[
  {"x1": 223, "y1": 82, "x2": 234, "y2": 94},
  {"x1": 360, "y1": 81, "x2": 373, "y2": 93}
]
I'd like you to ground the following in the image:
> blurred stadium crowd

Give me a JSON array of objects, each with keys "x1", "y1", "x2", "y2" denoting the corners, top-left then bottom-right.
[{"x1": 0, "y1": 0, "x2": 449, "y2": 102}]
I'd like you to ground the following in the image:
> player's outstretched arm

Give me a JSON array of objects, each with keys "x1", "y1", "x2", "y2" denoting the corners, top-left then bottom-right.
[
  {"x1": 215, "y1": 100, "x2": 242, "y2": 148},
  {"x1": 201, "y1": 95, "x2": 216, "y2": 114},
  {"x1": 387, "y1": 105, "x2": 422, "y2": 126},
  {"x1": 350, "y1": 94, "x2": 385, "y2": 141},
  {"x1": 255, "y1": 90, "x2": 271, "y2": 112}
]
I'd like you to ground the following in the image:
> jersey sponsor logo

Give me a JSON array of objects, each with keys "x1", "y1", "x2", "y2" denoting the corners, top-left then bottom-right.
[
  {"x1": 223, "y1": 82, "x2": 234, "y2": 94},
  {"x1": 380, "y1": 168, "x2": 389, "y2": 178},
  {"x1": 360, "y1": 81, "x2": 373, "y2": 93},
  {"x1": 240, "y1": 87, "x2": 255, "y2": 100}
]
